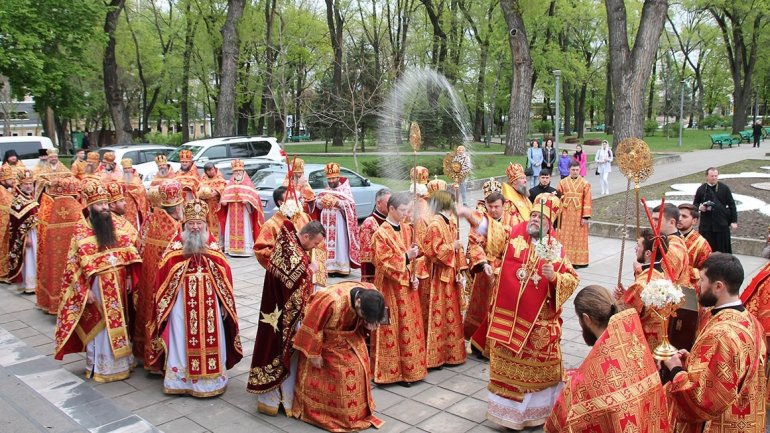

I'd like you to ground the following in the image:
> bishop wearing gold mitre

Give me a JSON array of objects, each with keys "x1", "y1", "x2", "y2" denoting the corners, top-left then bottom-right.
[
  {"x1": 501, "y1": 162, "x2": 532, "y2": 225},
  {"x1": 53, "y1": 179, "x2": 142, "y2": 383},
  {"x1": 486, "y1": 194, "x2": 578, "y2": 430}
]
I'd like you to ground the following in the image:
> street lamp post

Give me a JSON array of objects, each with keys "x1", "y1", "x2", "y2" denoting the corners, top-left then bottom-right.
[
  {"x1": 554, "y1": 70, "x2": 562, "y2": 154},
  {"x1": 678, "y1": 80, "x2": 685, "y2": 148}
]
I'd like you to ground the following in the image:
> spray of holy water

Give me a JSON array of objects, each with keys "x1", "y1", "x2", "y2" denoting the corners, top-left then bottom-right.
[{"x1": 377, "y1": 67, "x2": 474, "y2": 184}]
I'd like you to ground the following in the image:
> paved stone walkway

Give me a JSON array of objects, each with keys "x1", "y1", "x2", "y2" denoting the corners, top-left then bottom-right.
[{"x1": 0, "y1": 143, "x2": 769, "y2": 433}]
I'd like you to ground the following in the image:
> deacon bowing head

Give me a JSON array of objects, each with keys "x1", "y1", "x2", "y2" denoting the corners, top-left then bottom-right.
[
  {"x1": 298, "y1": 221, "x2": 326, "y2": 251},
  {"x1": 574, "y1": 285, "x2": 617, "y2": 346}
]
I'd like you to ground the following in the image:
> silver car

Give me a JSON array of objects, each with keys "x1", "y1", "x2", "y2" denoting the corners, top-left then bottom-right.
[{"x1": 252, "y1": 163, "x2": 386, "y2": 220}]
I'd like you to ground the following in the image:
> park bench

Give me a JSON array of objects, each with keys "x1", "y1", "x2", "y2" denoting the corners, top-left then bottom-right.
[
  {"x1": 764, "y1": 127, "x2": 770, "y2": 138},
  {"x1": 738, "y1": 130, "x2": 754, "y2": 143},
  {"x1": 709, "y1": 133, "x2": 740, "y2": 149}
]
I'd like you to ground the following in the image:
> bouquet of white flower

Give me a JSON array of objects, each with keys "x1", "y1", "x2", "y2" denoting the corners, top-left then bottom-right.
[
  {"x1": 280, "y1": 199, "x2": 300, "y2": 219},
  {"x1": 640, "y1": 279, "x2": 684, "y2": 309},
  {"x1": 534, "y1": 237, "x2": 562, "y2": 262}
]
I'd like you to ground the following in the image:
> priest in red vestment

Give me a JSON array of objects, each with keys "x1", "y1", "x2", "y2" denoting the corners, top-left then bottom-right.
[
  {"x1": 486, "y1": 194, "x2": 579, "y2": 430},
  {"x1": 678, "y1": 203, "x2": 712, "y2": 287},
  {"x1": 316, "y1": 162, "x2": 360, "y2": 276},
  {"x1": 664, "y1": 253, "x2": 767, "y2": 433},
  {"x1": 253, "y1": 186, "x2": 326, "y2": 288},
  {"x1": 466, "y1": 186, "x2": 517, "y2": 357},
  {"x1": 135, "y1": 180, "x2": 184, "y2": 362},
  {"x1": 53, "y1": 179, "x2": 142, "y2": 382},
  {"x1": 555, "y1": 161, "x2": 591, "y2": 267},
  {"x1": 4, "y1": 168, "x2": 39, "y2": 293},
  {"x1": 359, "y1": 187, "x2": 391, "y2": 282},
  {"x1": 145, "y1": 200, "x2": 242, "y2": 397},
  {"x1": 422, "y1": 190, "x2": 467, "y2": 368},
  {"x1": 198, "y1": 162, "x2": 227, "y2": 242},
  {"x1": 0, "y1": 164, "x2": 15, "y2": 281},
  {"x1": 292, "y1": 281, "x2": 386, "y2": 432},
  {"x1": 220, "y1": 159, "x2": 264, "y2": 257},
  {"x1": 649, "y1": 203, "x2": 691, "y2": 288},
  {"x1": 149, "y1": 154, "x2": 176, "y2": 187},
  {"x1": 175, "y1": 149, "x2": 201, "y2": 201},
  {"x1": 370, "y1": 192, "x2": 428, "y2": 385},
  {"x1": 546, "y1": 285, "x2": 669, "y2": 433},
  {"x1": 247, "y1": 221, "x2": 325, "y2": 416},
  {"x1": 283, "y1": 157, "x2": 317, "y2": 217},
  {"x1": 119, "y1": 158, "x2": 148, "y2": 231},
  {"x1": 35, "y1": 176, "x2": 82, "y2": 314}
]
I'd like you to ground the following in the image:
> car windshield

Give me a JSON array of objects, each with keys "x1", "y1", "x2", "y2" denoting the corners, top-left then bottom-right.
[
  {"x1": 167, "y1": 144, "x2": 202, "y2": 162},
  {"x1": 251, "y1": 170, "x2": 287, "y2": 190}
]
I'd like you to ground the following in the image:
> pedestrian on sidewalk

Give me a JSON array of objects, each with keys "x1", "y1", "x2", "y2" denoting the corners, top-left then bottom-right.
[
  {"x1": 527, "y1": 139, "x2": 543, "y2": 188},
  {"x1": 693, "y1": 167, "x2": 737, "y2": 253},
  {"x1": 753, "y1": 121, "x2": 763, "y2": 148},
  {"x1": 595, "y1": 141, "x2": 613, "y2": 195},
  {"x1": 558, "y1": 149, "x2": 571, "y2": 179},
  {"x1": 542, "y1": 138, "x2": 556, "y2": 172}
]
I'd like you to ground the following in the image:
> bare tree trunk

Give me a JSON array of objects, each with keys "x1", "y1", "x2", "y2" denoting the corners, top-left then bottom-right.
[
  {"x1": 181, "y1": 1, "x2": 195, "y2": 142},
  {"x1": 500, "y1": 0, "x2": 533, "y2": 156},
  {"x1": 103, "y1": 0, "x2": 133, "y2": 144},
  {"x1": 604, "y1": 61, "x2": 613, "y2": 134},
  {"x1": 262, "y1": 0, "x2": 277, "y2": 137},
  {"x1": 42, "y1": 106, "x2": 58, "y2": 147},
  {"x1": 563, "y1": 80, "x2": 572, "y2": 136},
  {"x1": 214, "y1": 0, "x2": 246, "y2": 137},
  {"x1": 325, "y1": 0, "x2": 345, "y2": 147},
  {"x1": 647, "y1": 56, "x2": 657, "y2": 120},
  {"x1": 576, "y1": 84, "x2": 587, "y2": 138},
  {"x1": 420, "y1": 0, "x2": 448, "y2": 73},
  {"x1": 605, "y1": 0, "x2": 668, "y2": 147}
]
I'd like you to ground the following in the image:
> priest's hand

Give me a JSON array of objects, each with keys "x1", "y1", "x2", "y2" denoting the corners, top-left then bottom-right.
[
  {"x1": 483, "y1": 263, "x2": 494, "y2": 277},
  {"x1": 454, "y1": 240, "x2": 463, "y2": 250},
  {"x1": 86, "y1": 291, "x2": 95, "y2": 304},
  {"x1": 541, "y1": 262, "x2": 556, "y2": 282},
  {"x1": 580, "y1": 217, "x2": 588, "y2": 227},
  {"x1": 731, "y1": 223, "x2": 738, "y2": 230},
  {"x1": 663, "y1": 349, "x2": 688, "y2": 370},
  {"x1": 308, "y1": 261, "x2": 319, "y2": 274},
  {"x1": 406, "y1": 244, "x2": 419, "y2": 260},
  {"x1": 310, "y1": 356, "x2": 323, "y2": 369},
  {"x1": 410, "y1": 277, "x2": 419, "y2": 290},
  {"x1": 613, "y1": 284, "x2": 625, "y2": 300}
]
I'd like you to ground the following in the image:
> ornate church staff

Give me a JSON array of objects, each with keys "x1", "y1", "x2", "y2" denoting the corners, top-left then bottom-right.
[
  {"x1": 615, "y1": 138, "x2": 654, "y2": 286},
  {"x1": 443, "y1": 146, "x2": 472, "y2": 315},
  {"x1": 409, "y1": 122, "x2": 422, "y2": 278}
]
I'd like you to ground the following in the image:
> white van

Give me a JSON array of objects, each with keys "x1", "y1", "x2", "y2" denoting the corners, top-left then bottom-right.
[{"x1": 0, "y1": 136, "x2": 55, "y2": 168}]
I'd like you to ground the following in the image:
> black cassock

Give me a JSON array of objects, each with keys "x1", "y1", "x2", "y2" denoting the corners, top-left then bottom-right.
[{"x1": 693, "y1": 181, "x2": 738, "y2": 253}]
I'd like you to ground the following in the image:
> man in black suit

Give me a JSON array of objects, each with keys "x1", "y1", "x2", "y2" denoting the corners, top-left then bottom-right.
[{"x1": 693, "y1": 167, "x2": 738, "y2": 253}]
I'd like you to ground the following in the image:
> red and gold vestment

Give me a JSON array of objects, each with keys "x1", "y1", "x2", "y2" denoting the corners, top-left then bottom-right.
[
  {"x1": 370, "y1": 222, "x2": 427, "y2": 384},
  {"x1": 292, "y1": 281, "x2": 384, "y2": 432},
  {"x1": 555, "y1": 176, "x2": 592, "y2": 266},
  {"x1": 545, "y1": 309, "x2": 670, "y2": 433}
]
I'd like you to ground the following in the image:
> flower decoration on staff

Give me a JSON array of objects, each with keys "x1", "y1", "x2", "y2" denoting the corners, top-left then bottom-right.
[
  {"x1": 534, "y1": 237, "x2": 562, "y2": 262},
  {"x1": 279, "y1": 199, "x2": 300, "y2": 219},
  {"x1": 640, "y1": 278, "x2": 686, "y2": 361}
]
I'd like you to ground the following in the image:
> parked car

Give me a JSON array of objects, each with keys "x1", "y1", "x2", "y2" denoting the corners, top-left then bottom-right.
[
  {"x1": 252, "y1": 164, "x2": 385, "y2": 220},
  {"x1": 0, "y1": 136, "x2": 54, "y2": 168},
  {"x1": 209, "y1": 157, "x2": 284, "y2": 180},
  {"x1": 136, "y1": 136, "x2": 286, "y2": 188}
]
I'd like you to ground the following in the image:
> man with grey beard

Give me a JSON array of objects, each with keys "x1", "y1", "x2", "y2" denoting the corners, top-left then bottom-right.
[
  {"x1": 146, "y1": 199, "x2": 242, "y2": 397},
  {"x1": 501, "y1": 162, "x2": 533, "y2": 226}
]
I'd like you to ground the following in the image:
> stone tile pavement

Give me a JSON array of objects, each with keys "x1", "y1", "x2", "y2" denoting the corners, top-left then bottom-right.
[{"x1": 0, "y1": 233, "x2": 766, "y2": 433}]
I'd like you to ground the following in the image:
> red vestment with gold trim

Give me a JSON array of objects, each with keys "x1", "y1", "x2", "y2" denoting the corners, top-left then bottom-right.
[
  {"x1": 292, "y1": 281, "x2": 385, "y2": 432},
  {"x1": 667, "y1": 308, "x2": 767, "y2": 433},
  {"x1": 622, "y1": 263, "x2": 668, "y2": 350},
  {"x1": 359, "y1": 209, "x2": 387, "y2": 283},
  {"x1": 486, "y1": 222, "x2": 579, "y2": 429},
  {"x1": 682, "y1": 229, "x2": 712, "y2": 287},
  {"x1": 5, "y1": 191, "x2": 39, "y2": 283},
  {"x1": 198, "y1": 170, "x2": 227, "y2": 240},
  {"x1": 135, "y1": 208, "x2": 181, "y2": 360},
  {"x1": 465, "y1": 211, "x2": 515, "y2": 354},
  {"x1": 0, "y1": 187, "x2": 13, "y2": 280},
  {"x1": 221, "y1": 174, "x2": 264, "y2": 255},
  {"x1": 53, "y1": 218, "x2": 142, "y2": 362},
  {"x1": 316, "y1": 179, "x2": 360, "y2": 274},
  {"x1": 123, "y1": 176, "x2": 148, "y2": 231},
  {"x1": 370, "y1": 222, "x2": 427, "y2": 384},
  {"x1": 36, "y1": 193, "x2": 83, "y2": 314},
  {"x1": 545, "y1": 309, "x2": 670, "y2": 433},
  {"x1": 555, "y1": 176, "x2": 591, "y2": 266},
  {"x1": 145, "y1": 232, "x2": 242, "y2": 396},
  {"x1": 422, "y1": 214, "x2": 466, "y2": 368}
]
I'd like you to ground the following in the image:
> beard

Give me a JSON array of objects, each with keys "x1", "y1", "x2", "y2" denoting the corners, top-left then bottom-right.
[
  {"x1": 698, "y1": 287, "x2": 718, "y2": 308},
  {"x1": 182, "y1": 227, "x2": 209, "y2": 256},
  {"x1": 515, "y1": 183, "x2": 528, "y2": 196},
  {"x1": 527, "y1": 222, "x2": 541, "y2": 239},
  {"x1": 582, "y1": 325, "x2": 598, "y2": 346},
  {"x1": 90, "y1": 209, "x2": 116, "y2": 250}
]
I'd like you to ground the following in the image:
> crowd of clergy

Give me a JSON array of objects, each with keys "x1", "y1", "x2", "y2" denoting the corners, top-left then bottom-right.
[{"x1": 0, "y1": 145, "x2": 767, "y2": 433}]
